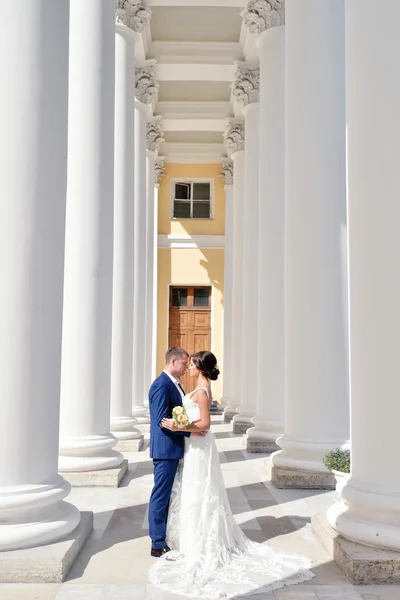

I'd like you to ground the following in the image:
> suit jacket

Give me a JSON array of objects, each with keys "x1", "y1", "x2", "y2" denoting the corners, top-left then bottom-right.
[{"x1": 149, "y1": 371, "x2": 190, "y2": 460}]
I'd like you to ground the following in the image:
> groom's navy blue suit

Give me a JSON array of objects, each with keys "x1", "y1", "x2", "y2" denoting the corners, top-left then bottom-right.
[{"x1": 148, "y1": 371, "x2": 190, "y2": 549}]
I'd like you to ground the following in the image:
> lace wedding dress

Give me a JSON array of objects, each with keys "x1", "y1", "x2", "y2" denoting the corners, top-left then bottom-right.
[{"x1": 149, "y1": 389, "x2": 314, "y2": 599}]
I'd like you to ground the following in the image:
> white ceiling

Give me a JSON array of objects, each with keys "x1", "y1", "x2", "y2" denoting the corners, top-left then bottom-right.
[{"x1": 141, "y1": 0, "x2": 256, "y2": 161}]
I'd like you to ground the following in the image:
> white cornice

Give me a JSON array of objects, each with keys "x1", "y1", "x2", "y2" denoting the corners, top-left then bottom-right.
[
  {"x1": 149, "y1": 0, "x2": 245, "y2": 5},
  {"x1": 158, "y1": 234, "x2": 225, "y2": 249},
  {"x1": 156, "y1": 101, "x2": 232, "y2": 120},
  {"x1": 162, "y1": 142, "x2": 225, "y2": 163},
  {"x1": 155, "y1": 63, "x2": 235, "y2": 82},
  {"x1": 148, "y1": 41, "x2": 243, "y2": 64},
  {"x1": 162, "y1": 118, "x2": 227, "y2": 132}
]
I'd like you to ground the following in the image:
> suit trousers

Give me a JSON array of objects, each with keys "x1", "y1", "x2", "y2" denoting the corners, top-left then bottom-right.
[{"x1": 148, "y1": 458, "x2": 179, "y2": 548}]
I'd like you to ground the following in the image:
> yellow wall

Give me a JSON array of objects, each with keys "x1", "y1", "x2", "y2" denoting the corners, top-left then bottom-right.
[
  {"x1": 158, "y1": 163, "x2": 225, "y2": 236},
  {"x1": 156, "y1": 163, "x2": 225, "y2": 400}
]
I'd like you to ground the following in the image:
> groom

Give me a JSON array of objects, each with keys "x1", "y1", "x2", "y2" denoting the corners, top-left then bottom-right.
[{"x1": 148, "y1": 346, "x2": 192, "y2": 557}]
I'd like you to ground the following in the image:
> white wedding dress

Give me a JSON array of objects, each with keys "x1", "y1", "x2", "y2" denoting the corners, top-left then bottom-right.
[{"x1": 149, "y1": 389, "x2": 314, "y2": 599}]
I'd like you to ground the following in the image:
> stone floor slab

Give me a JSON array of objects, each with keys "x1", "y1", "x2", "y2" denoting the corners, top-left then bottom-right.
[
  {"x1": 272, "y1": 466, "x2": 335, "y2": 490},
  {"x1": 233, "y1": 420, "x2": 253, "y2": 434},
  {"x1": 0, "y1": 584, "x2": 61, "y2": 600},
  {"x1": 246, "y1": 436, "x2": 280, "y2": 453},
  {"x1": 0, "y1": 512, "x2": 93, "y2": 583},
  {"x1": 63, "y1": 460, "x2": 128, "y2": 488}
]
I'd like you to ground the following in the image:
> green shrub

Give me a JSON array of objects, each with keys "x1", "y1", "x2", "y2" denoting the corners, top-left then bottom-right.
[{"x1": 322, "y1": 448, "x2": 350, "y2": 474}]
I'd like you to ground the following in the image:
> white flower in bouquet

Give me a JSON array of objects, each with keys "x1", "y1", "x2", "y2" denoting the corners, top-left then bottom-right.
[{"x1": 172, "y1": 405, "x2": 191, "y2": 429}]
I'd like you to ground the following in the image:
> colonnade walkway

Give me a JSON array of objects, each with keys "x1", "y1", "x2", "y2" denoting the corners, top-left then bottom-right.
[{"x1": 1, "y1": 418, "x2": 397, "y2": 600}]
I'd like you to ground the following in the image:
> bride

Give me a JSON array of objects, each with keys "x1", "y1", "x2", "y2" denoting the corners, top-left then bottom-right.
[{"x1": 149, "y1": 351, "x2": 314, "y2": 599}]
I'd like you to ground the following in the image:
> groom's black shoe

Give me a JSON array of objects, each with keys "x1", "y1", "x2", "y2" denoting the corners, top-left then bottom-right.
[{"x1": 151, "y1": 545, "x2": 171, "y2": 558}]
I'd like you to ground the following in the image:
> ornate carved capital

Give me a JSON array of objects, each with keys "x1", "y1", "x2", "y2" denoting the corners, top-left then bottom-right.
[
  {"x1": 220, "y1": 158, "x2": 233, "y2": 185},
  {"x1": 146, "y1": 117, "x2": 164, "y2": 153},
  {"x1": 242, "y1": 0, "x2": 285, "y2": 35},
  {"x1": 155, "y1": 156, "x2": 166, "y2": 183},
  {"x1": 231, "y1": 63, "x2": 260, "y2": 107},
  {"x1": 135, "y1": 61, "x2": 159, "y2": 104},
  {"x1": 116, "y1": 0, "x2": 152, "y2": 33},
  {"x1": 223, "y1": 120, "x2": 245, "y2": 156}
]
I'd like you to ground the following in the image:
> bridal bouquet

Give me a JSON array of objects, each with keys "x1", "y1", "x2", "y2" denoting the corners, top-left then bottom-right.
[{"x1": 171, "y1": 405, "x2": 191, "y2": 429}]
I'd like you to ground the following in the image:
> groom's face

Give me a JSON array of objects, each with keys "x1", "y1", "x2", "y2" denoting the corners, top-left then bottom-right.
[{"x1": 173, "y1": 354, "x2": 189, "y2": 378}]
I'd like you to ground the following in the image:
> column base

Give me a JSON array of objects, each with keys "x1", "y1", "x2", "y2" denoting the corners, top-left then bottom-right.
[
  {"x1": 223, "y1": 408, "x2": 238, "y2": 422},
  {"x1": 115, "y1": 435, "x2": 144, "y2": 452},
  {"x1": 59, "y1": 434, "x2": 124, "y2": 472},
  {"x1": 232, "y1": 414, "x2": 255, "y2": 434},
  {"x1": 312, "y1": 513, "x2": 400, "y2": 584},
  {"x1": 0, "y1": 511, "x2": 93, "y2": 583},
  {"x1": 271, "y1": 465, "x2": 335, "y2": 489},
  {"x1": 246, "y1": 436, "x2": 280, "y2": 453},
  {"x1": 132, "y1": 406, "x2": 149, "y2": 422},
  {"x1": 210, "y1": 401, "x2": 224, "y2": 414},
  {"x1": 62, "y1": 459, "x2": 128, "y2": 487}
]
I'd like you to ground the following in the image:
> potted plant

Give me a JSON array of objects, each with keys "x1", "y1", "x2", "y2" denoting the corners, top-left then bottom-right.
[{"x1": 323, "y1": 448, "x2": 350, "y2": 494}]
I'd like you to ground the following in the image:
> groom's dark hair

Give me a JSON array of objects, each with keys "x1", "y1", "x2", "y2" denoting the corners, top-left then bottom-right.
[{"x1": 165, "y1": 346, "x2": 189, "y2": 364}]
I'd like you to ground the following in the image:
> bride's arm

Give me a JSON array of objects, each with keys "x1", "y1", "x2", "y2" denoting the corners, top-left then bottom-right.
[{"x1": 161, "y1": 390, "x2": 211, "y2": 432}]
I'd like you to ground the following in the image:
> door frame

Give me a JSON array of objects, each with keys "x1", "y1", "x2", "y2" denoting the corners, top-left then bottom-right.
[{"x1": 165, "y1": 282, "x2": 215, "y2": 355}]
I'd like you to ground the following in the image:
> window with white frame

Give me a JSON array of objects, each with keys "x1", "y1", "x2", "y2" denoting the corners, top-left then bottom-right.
[{"x1": 172, "y1": 180, "x2": 213, "y2": 219}]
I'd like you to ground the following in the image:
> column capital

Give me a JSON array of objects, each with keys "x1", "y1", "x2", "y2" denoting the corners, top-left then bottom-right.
[
  {"x1": 135, "y1": 60, "x2": 159, "y2": 104},
  {"x1": 242, "y1": 0, "x2": 285, "y2": 36},
  {"x1": 146, "y1": 117, "x2": 164, "y2": 153},
  {"x1": 220, "y1": 158, "x2": 233, "y2": 185},
  {"x1": 155, "y1": 156, "x2": 166, "y2": 183},
  {"x1": 231, "y1": 62, "x2": 260, "y2": 107},
  {"x1": 116, "y1": 0, "x2": 152, "y2": 33},
  {"x1": 223, "y1": 120, "x2": 245, "y2": 156}
]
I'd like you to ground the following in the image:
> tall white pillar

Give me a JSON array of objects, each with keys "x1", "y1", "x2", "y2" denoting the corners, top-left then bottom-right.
[
  {"x1": 144, "y1": 119, "x2": 163, "y2": 402},
  {"x1": 223, "y1": 123, "x2": 246, "y2": 422},
  {"x1": 327, "y1": 0, "x2": 400, "y2": 551},
  {"x1": 220, "y1": 163, "x2": 234, "y2": 407},
  {"x1": 271, "y1": 0, "x2": 349, "y2": 488},
  {"x1": 231, "y1": 66, "x2": 260, "y2": 434},
  {"x1": 59, "y1": 0, "x2": 124, "y2": 474},
  {"x1": 0, "y1": 2, "x2": 80, "y2": 550},
  {"x1": 243, "y1": 3, "x2": 285, "y2": 453},
  {"x1": 110, "y1": 14, "x2": 145, "y2": 447},
  {"x1": 132, "y1": 63, "x2": 159, "y2": 420}
]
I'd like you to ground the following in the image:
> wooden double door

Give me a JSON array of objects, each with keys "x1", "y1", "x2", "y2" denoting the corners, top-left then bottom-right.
[{"x1": 168, "y1": 286, "x2": 212, "y2": 392}]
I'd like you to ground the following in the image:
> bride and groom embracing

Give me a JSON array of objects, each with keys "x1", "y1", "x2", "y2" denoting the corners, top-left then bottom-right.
[{"x1": 148, "y1": 346, "x2": 314, "y2": 599}]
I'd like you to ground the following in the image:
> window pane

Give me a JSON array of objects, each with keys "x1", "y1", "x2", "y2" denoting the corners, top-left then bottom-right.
[
  {"x1": 173, "y1": 201, "x2": 191, "y2": 218},
  {"x1": 175, "y1": 183, "x2": 191, "y2": 199},
  {"x1": 193, "y1": 201, "x2": 210, "y2": 218},
  {"x1": 193, "y1": 182, "x2": 210, "y2": 200},
  {"x1": 194, "y1": 288, "x2": 209, "y2": 307},
  {"x1": 172, "y1": 288, "x2": 188, "y2": 307}
]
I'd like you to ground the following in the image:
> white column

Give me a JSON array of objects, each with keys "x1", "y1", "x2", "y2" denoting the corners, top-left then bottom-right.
[
  {"x1": 0, "y1": 2, "x2": 80, "y2": 550},
  {"x1": 144, "y1": 119, "x2": 163, "y2": 404},
  {"x1": 152, "y1": 184, "x2": 160, "y2": 382},
  {"x1": 231, "y1": 66, "x2": 260, "y2": 434},
  {"x1": 220, "y1": 171, "x2": 234, "y2": 406},
  {"x1": 223, "y1": 124, "x2": 245, "y2": 422},
  {"x1": 59, "y1": 0, "x2": 123, "y2": 472},
  {"x1": 144, "y1": 149, "x2": 156, "y2": 400},
  {"x1": 271, "y1": 0, "x2": 349, "y2": 488},
  {"x1": 132, "y1": 63, "x2": 159, "y2": 419},
  {"x1": 131, "y1": 100, "x2": 149, "y2": 420},
  {"x1": 243, "y1": 5, "x2": 285, "y2": 453},
  {"x1": 327, "y1": 0, "x2": 400, "y2": 550},
  {"x1": 110, "y1": 20, "x2": 142, "y2": 443}
]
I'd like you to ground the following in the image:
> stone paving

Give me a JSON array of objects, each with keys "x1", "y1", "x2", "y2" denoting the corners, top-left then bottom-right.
[{"x1": 0, "y1": 417, "x2": 399, "y2": 600}]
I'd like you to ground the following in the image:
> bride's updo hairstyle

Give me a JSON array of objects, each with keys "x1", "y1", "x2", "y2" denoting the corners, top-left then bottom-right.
[{"x1": 191, "y1": 351, "x2": 220, "y2": 381}]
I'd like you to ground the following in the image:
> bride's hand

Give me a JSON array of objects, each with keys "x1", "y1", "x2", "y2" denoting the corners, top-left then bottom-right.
[{"x1": 161, "y1": 418, "x2": 177, "y2": 431}]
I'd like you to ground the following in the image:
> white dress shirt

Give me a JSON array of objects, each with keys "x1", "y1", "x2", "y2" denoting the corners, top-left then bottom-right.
[{"x1": 163, "y1": 369, "x2": 185, "y2": 399}]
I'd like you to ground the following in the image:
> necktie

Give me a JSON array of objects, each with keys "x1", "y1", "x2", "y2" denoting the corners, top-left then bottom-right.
[{"x1": 177, "y1": 382, "x2": 185, "y2": 395}]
